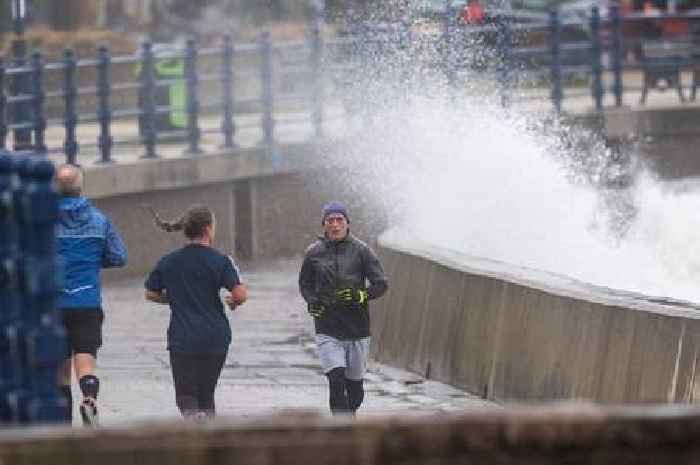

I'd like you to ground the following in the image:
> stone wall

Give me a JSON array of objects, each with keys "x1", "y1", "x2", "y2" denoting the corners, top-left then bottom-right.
[
  {"x1": 88, "y1": 173, "x2": 309, "y2": 280},
  {"x1": 5, "y1": 406, "x2": 700, "y2": 464},
  {"x1": 371, "y1": 231, "x2": 700, "y2": 404},
  {"x1": 92, "y1": 170, "x2": 388, "y2": 280},
  {"x1": 93, "y1": 183, "x2": 236, "y2": 281},
  {"x1": 78, "y1": 140, "x2": 389, "y2": 279},
  {"x1": 81, "y1": 144, "x2": 300, "y2": 278}
]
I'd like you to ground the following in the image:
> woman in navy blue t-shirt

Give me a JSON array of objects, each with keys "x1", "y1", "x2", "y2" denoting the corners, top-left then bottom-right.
[{"x1": 144, "y1": 204, "x2": 247, "y2": 419}]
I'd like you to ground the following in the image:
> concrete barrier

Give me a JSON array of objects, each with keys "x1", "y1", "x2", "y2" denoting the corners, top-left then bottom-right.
[
  {"x1": 4, "y1": 405, "x2": 700, "y2": 464},
  {"x1": 371, "y1": 230, "x2": 700, "y2": 404},
  {"x1": 84, "y1": 144, "x2": 309, "y2": 279},
  {"x1": 78, "y1": 142, "x2": 387, "y2": 279}
]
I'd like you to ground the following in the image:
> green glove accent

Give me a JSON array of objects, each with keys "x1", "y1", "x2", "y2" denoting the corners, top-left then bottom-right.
[
  {"x1": 336, "y1": 288, "x2": 354, "y2": 302},
  {"x1": 336, "y1": 288, "x2": 369, "y2": 306},
  {"x1": 357, "y1": 289, "x2": 368, "y2": 305},
  {"x1": 309, "y1": 303, "x2": 325, "y2": 319}
]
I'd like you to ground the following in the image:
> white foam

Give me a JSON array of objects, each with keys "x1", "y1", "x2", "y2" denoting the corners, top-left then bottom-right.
[{"x1": 320, "y1": 89, "x2": 700, "y2": 304}]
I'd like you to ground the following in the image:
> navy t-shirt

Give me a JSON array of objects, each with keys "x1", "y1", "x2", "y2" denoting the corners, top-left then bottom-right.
[{"x1": 145, "y1": 244, "x2": 241, "y2": 354}]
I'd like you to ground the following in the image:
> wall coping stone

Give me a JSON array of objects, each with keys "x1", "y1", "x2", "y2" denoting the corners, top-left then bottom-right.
[{"x1": 82, "y1": 143, "x2": 311, "y2": 199}]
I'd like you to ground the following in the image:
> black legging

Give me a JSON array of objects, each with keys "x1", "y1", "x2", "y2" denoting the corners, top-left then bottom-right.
[
  {"x1": 347, "y1": 379, "x2": 364, "y2": 411},
  {"x1": 327, "y1": 367, "x2": 365, "y2": 415},
  {"x1": 169, "y1": 352, "x2": 226, "y2": 417}
]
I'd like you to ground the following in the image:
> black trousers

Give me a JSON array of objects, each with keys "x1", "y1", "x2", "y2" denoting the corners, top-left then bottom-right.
[
  {"x1": 169, "y1": 352, "x2": 227, "y2": 417},
  {"x1": 327, "y1": 367, "x2": 365, "y2": 415}
]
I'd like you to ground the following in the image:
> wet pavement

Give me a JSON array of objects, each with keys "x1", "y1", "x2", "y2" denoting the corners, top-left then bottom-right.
[{"x1": 82, "y1": 258, "x2": 495, "y2": 426}]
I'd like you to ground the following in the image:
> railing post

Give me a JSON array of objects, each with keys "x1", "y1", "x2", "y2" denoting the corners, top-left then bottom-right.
[
  {"x1": 259, "y1": 32, "x2": 275, "y2": 147},
  {"x1": 398, "y1": 19, "x2": 414, "y2": 96},
  {"x1": 63, "y1": 49, "x2": 79, "y2": 165},
  {"x1": 0, "y1": 59, "x2": 6, "y2": 150},
  {"x1": 497, "y1": 17, "x2": 513, "y2": 108},
  {"x1": 96, "y1": 45, "x2": 113, "y2": 164},
  {"x1": 21, "y1": 158, "x2": 65, "y2": 423},
  {"x1": 30, "y1": 51, "x2": 46, "y2": 155},
  {"x1": 310, "y1": 2, "x2": 324, "y2": 139},
  {"x1": 611, "y1": 4, "x2": 624, "y2": 107},
  {"x1": 443, "y1": 0, "x2": 456, "y2": 88},
  {"x1": 140, "y1": 41, "x2": 158, "y2": 159},
  {"x1": 8, "y1": 156, "x2": 31, "y2": 424},
  {"x1": 590, "y1": 6, "x2": 604, "y2": 111},
  {"x1": 0, "y1": 151, "x2": 19, "y2": 424},
  {"x1": 184, "y1": 37, "x2": 201, "y2": 156},
  {"x1": 550, "y1": 9, "x2": 563, "y2": 114},
  {"x1": 221, "y1": 34, "x2": 236, "y2": 148},
  {"x1": 11, "y1": 34, "x2": 32, "y2": 152}
]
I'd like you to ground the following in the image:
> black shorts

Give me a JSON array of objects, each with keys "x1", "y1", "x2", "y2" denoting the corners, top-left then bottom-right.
[{"x1": 61, "y1": 308, "x2": 104, "y2": 358}]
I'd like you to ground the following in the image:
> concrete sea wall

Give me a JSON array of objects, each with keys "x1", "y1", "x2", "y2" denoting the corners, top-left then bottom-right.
[
  {"x1": 86, "y1": 144, "x2": 322, "y2": 280},
  {"x1": 371, "y1": 230, "x2": 700, "y2": 404},
  {"x1": 82, "y1": 142, "x2": 386, "y2": 280},
  {"x1": 5, "y1": 405, "x2": 700, "y2": 464}
]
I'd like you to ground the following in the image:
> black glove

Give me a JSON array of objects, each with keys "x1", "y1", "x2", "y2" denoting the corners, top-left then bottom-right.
[
  {"x1": 308, "y1": 303, "x2": 325, "y2": 318},
  {"x1": 336, "y1": 288, "x2": 369, "y2": 306}
]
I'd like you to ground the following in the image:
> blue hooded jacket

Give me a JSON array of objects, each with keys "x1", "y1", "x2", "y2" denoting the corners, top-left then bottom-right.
[{"x1": 56, "y1": 197, "x2": 127, "y2": 310}]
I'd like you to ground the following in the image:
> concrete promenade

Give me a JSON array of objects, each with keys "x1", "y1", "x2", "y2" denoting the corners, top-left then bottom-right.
[{"x1": 86, "y1": 258, "x2": 494, "y2": 426}]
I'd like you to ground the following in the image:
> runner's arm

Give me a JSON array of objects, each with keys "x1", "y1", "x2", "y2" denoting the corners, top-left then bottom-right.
[
  {"x1": 144, "y1": 261, "x2": 167, "y2": 304},
  {"x1": 225, "y1": 283, "x2": 247, "y2": 310},
  {"x1": 364, "y1": 246, "x2": 388, "y2": 300},
  {"x1": 102, "y1": 220, "x2": 127, "y2": 268},
  {"x1": 299, "y1": 254, "x2": 320, "y2": 305},
  {"x1": 145, "y1": 289, "x2": 168, "y2": 304},
  {"x1": 222, "y1": 255, "x2": 246, "y2": 310}
]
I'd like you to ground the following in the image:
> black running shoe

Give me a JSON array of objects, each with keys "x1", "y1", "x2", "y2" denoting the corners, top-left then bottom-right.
[{"x1": 79, "y1": 398, "x2": 99, "y2": 427}]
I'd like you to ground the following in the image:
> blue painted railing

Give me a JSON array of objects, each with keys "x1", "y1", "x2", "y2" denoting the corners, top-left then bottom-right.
[
  {"x1": 0, "y1": 151, "x2": 65, "y2": 425},
  {"x1": 0, "y1": 7, "x2": 699, "y2": 163}
]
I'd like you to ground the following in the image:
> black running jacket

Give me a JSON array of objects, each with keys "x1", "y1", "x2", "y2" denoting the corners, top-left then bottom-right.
[{"x1": 299, "y1": 233, "x2": 388, "y2": 339}]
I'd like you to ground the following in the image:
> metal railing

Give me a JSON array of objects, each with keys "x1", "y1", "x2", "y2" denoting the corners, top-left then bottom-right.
[
  {"x1": 3, "y1": 35, "x2": 242, "y2": 163},
  {"x1": 430, "y1": 6, "x2": 700, "y2": 112},
  {"x1": 0, "y1": 30, "x2": 327, "y2": 165},
  {"x1": 0, "y1": 7, "x2": 699, "y2": 164},
  {"x1": 0, "y1": 151, "x2": 66, "y2": 424}
]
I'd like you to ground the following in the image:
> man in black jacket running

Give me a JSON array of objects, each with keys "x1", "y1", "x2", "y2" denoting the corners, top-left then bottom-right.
[{"x1": 299, "y1": 201, "x2": 388, "y2": 415}]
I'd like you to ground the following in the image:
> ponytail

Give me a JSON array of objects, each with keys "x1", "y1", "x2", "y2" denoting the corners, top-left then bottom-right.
[
  {"x1": 141, "y1": 204, "x2": 185, "y2": 232},
  {"x1": 141, "y1": 204, "x2": 214, "y2": 239}
]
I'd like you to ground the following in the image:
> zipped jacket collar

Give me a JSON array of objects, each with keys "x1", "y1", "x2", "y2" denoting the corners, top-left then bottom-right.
[{"x1": 319, "y1": 230, "x2": 353, "y2": 245}]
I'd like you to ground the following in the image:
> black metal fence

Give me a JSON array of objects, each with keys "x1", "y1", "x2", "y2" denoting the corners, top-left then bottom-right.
[
  {"x1": 0, "y1": 7, "x2": 699, "y2": 164},
  {"x1": 431, "y1": 6, "x2": 700, "y2": 112},
  {"x1": 1, "y1": 151, "x2": 66, "y2": 424},
  {"x1": 0, "y1": 30, "x2": 331, "y2": 165}
]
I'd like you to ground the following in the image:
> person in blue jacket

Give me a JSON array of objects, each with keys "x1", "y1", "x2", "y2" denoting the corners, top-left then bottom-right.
[{"x1": 55, "y1": 164, "x2": 127, "y2": 426}]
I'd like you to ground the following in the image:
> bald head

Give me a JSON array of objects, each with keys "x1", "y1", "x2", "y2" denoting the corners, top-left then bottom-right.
[{"x1": 55, "y1": 164, "x2": 84, "y2": 197}]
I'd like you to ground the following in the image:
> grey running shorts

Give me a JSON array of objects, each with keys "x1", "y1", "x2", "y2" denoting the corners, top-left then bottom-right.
[{"x1": 315, "y1": 334, "x2": 370, "y2": 381}]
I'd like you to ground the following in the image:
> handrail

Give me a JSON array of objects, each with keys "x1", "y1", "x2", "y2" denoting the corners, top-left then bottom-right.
[{"x1": 1, "y1": 8, "x2": 699, "y2": 163}]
